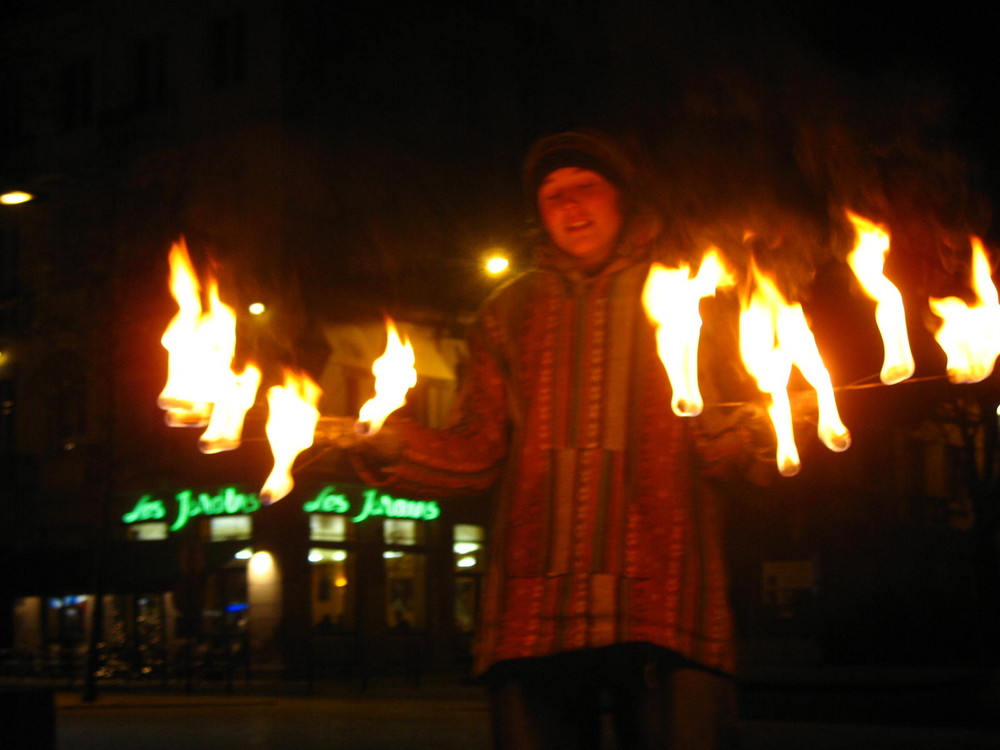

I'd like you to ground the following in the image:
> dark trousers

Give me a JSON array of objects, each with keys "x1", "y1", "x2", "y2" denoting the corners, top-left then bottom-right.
[{"x1": 486, "y1": 643, "x2": 736, "y2": 750}]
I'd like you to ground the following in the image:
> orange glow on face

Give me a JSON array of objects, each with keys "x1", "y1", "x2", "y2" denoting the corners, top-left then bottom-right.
[
  {"x1": 357, "y1": 317, "x2": 417, "y2": 435},
  {"x1": 537, "y1": 167, "x2": 623, "y2": 271},
  {"x1": 642, "y1": 248, "x2": 735, "y2": 416},
  {"x1": 929, "y1": 237, "x2": 1000, "y2": 383},
  {"x1": 260, "y1": 370, "x2": 321, "y2": 504},
  {"x1": 739, "y1": 261, "x2": 850, "y2": 476},
  {"x1": 845, "y1": 212, "x2": 914, "y2": 385}
]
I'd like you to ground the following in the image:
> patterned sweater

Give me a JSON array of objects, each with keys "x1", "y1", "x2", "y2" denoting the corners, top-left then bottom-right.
[{"x1": 362, "y1": 238, "x2": 744, "y2": 676}]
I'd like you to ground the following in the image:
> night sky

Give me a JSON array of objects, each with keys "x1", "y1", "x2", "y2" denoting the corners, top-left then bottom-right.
[
  {"x1": 275, "y1": 1, "x2": 1000, "y2": 321},
  {"x1": 7, "y1": 1, "x2": 1000, "y2": 339}
]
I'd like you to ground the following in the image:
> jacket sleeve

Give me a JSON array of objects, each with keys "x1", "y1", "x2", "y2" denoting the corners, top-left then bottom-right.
[
  {"x1": 691, "y1": 401, "x2": 775, "y2": 481},
  {"x1": 352, "y1": 320, "x2": 510, "y2": 498},
  {"x1": 689, "y1": 296, "x2": 776, "y2": 481}
]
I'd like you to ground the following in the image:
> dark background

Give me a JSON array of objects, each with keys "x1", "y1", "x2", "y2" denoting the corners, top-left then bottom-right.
[{"x1": 277, "y1": 0, "x2": 1000, "y2": 319}]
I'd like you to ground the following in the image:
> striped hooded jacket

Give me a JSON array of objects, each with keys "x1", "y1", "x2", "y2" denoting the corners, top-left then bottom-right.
[{"x1": 361, "y1": 230, "x2": 750, "y2": 677}]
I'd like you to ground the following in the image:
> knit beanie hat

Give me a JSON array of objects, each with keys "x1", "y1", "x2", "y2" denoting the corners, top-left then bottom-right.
[{"x1": 523, "y1": 130, "x2": 636, "y2": 205}]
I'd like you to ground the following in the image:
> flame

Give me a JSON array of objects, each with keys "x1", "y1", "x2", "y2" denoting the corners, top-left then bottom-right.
[
  {"x1": 642, "y1": 248, "x2": 735, "y2": 416},
  {"x1": 739, "y1": 261, "x2": 851, "y2": 476},
  {"x1": 356, "y1": 317, "x2": 417, "y2": 435},
  {"x1": 158, "y1": 238, "x2": 251, "y2": 427},
  {"x1": 260, "y1": 369, "x2": 321, "y2": 504},
  {"x1": 929, "y1": 237, "x2": 1000, "y2": 384},
  {"x1": 845, "y1": 212, "x2": 915, "y2": 385},
  {"x1": 198, "y1": 363, "x2": 262, "y2": 454},
  {"x1": 739, "y1": 270, "x2": 799, "y2": 476}
]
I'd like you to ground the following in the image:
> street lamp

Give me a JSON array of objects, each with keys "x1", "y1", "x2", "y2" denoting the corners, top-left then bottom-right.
[
  {"x1": 0, "y1": 190, "x2": 35, "y2": 205},
  {"x1": 484, "y1": 250, "x2": 510, "y2": 276}
]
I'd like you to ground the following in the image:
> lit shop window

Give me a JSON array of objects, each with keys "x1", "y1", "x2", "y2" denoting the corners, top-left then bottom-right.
[
  {"x1": 385, "y1": 552, "x2": 426, "y2": 631},
  {"x1": 384, "y1": 518, "x2": 422, "y2": 545},
  {"x1": 45, "y1": 595, "x2": 88, "y2": 645},
  {"x1": 453, "y1": 524, "x2": 484, "y2": 571},
  {"x1": 310, "y1": 514, "x2": 349, "y2": 542},
  {"x1": 127, "y1": 522, "x2": 168, "y2": 541},
  {"x1": 210, "y1": 515, "x2": 252, "y2": 541},
  {"x1": 203, "y1": 564, "x2": 248, "y2": 635},
  {"x1": 454, "y1": 525, "x2": 484, "y2": 633},
  {"x1": 310, "y1": 548, "x2": 354, "y2": 631}
]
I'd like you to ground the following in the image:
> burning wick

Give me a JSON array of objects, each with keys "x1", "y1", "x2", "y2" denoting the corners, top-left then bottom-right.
[
  {"x1": 259, "y1": 369, "x2": 321, "y2": 504},
  {"x1": 929, "y1": 237, "x2": 1000, "y2": 384},
  {"x1": 198, "y1": 363, "x2": 262, "y2": 454},
  {"x1": 356, "y1": 317, "x2": 417, "y2": 436},
  {"x1": 158, "y1": 238, "x2": 257, "y2": 430},
  {"x1": 845, "y1": 211, "x2": 914, "y2": 385},
  {"x1": 642, "y1": 248, "x2": 735, "y2": 417},
  {"x1": 739, "y1": 261, "x2": 851, "y2": 476}
]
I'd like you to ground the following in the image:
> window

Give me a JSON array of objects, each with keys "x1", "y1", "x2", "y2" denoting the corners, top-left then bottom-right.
[
  {"x1": 384, "y1": 518, "x2": 420, "y2": 546},
  {"x1": 310, "y1": 514, "x2": 348, "y2": 542},
  {"x1": 209, "y1": 515, "x2": 252, "y2": 541},
  {"x1": 44, "y1": 595, "x2": 88, "y2": 646},
  {"x1": 453, "y1": 524, "x2": 484, "y2": 571},
  {"x1": 127, "y1": 522, "x2": 168, "y2": 541},
  {"x1": 454, "y1": 525, "x2": 485, "y2": 632},
  {"x1": 385, "y1": 552, "x2": 425, "y2": 631},
  {"x1": 344, "y1": 371, "x2": 363, "y2": 416},
  {"x1": 310, "y1": 548, "x2": 354, "y2": 631},
  {"x1": 204, "y1": 562, "x2": 248, "y2": 636}
]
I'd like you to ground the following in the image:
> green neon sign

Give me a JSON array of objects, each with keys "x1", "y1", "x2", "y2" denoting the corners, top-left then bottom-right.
[
  {"x1": 303, "y1": 485, "x2": 351, "y2": 514},
  {"x1": 122, "y1": 494, "x2": 167, "y2": 523},
  {"x1": 122, "y1": 487, "x2": 261, "y2": 532},
  {"x1": 123, "y1": 485, "x2": 440, "y2": 533},
  {"x1": 350, "y1": 488, "x2": 440, "y2": 523}
]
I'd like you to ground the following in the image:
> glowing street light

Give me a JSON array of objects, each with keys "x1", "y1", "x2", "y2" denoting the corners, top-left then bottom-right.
[
  {"x1": 0, "y1": 190, "x2": 34, "y2": 205},
  {"x1": 485, "y1": 253, "x2": 510, "y2": 275},
  {"x1": 248, "y1": 302, "x2": 266, "y2": 315}
]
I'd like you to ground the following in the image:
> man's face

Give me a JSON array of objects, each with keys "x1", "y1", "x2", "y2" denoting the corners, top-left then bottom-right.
[{"x1": 537, "y1": 167, "x2": 623, "y2": 270}]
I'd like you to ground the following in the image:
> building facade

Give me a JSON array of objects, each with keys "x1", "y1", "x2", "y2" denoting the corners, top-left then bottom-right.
[{"x1": 1, "y1": 0, "x2": 995, "y2": 685}]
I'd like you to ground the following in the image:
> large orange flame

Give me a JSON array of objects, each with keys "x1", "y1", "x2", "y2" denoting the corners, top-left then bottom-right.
[
  {"x1": 642, "y1": 248, "x2": 735, "y2": 416},
  {"x1": 929, "y1": 237, "x2": 1000, "y2": 384},
  {"x1": 845, "y1": 211, "x2": 914, "y2": 385},
  {"x1": 198, "y1": 363, "x2": 262, "y2": 454},
  {"x1": 260, "y1": 369, "x2": 321, "y2": 504},
  {"x1": 158, "y1": 238, "x2": 261, "y2": 439},
  {"x1": 739, "y1": 261, "x2": 850, "y2": 476},
  {"x1": 356, "y1": 317, "x2": 417, "y2": 435}
]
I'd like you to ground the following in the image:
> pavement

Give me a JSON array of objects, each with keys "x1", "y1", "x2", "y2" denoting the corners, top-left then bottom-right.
[{"x1": 5, "y1": 666, "x2": 1000, "y2": 749}]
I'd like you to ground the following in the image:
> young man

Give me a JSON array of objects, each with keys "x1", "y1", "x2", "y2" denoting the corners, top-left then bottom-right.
[{"x1": 358, "y1": 131, "x2": 752, "y2": 749}]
